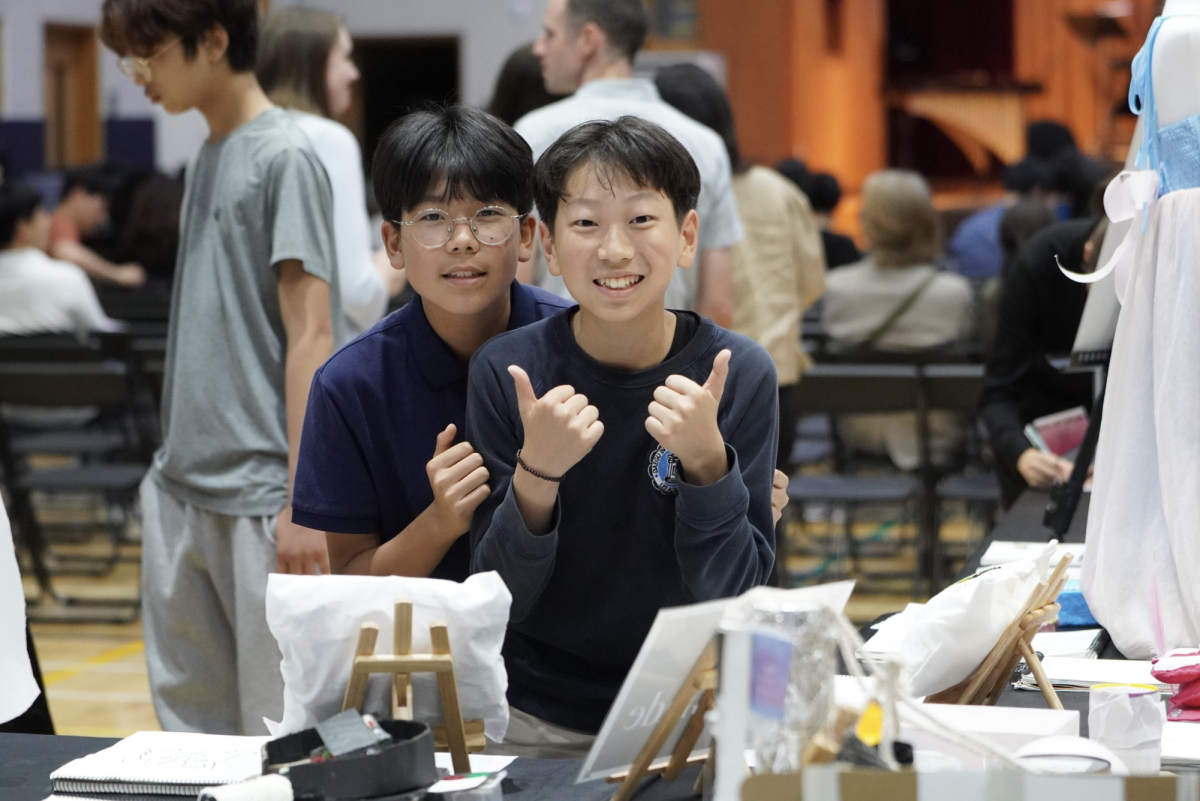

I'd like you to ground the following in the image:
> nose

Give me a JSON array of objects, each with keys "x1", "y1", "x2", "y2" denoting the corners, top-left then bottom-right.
[
  {"x1": 596, "y1": 224, "x2": 635, "y2": 264},
  {"x1": 349, "y1": 62, "x2": 361, "y2": 83},
  {"x1": 532, "y1": 35, "x2": 547, "y2": 58},
  {"x1": 444, "y1": 219, "x2": 480, "y2": 253}
]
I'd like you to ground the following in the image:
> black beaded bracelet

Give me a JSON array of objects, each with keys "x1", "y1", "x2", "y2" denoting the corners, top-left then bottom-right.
[{"x1": 516, "y1": 449, "x2": 565, "y2": 483}]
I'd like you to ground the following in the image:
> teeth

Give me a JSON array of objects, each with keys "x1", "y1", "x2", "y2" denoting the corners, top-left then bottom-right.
[
  {"x1": 447, "y1": 271, "x2": 480, "y2": 278},
  {"x1": 597, "y1": 276, "x2": 641, "y2": 289}
]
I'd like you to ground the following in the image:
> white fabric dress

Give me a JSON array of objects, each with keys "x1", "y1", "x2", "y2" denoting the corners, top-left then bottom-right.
[{"x1": 1082, "y1": 16, "x2": 1200, "y2": 657}]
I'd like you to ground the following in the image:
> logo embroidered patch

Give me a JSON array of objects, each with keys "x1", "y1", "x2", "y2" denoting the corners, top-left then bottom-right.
[{"x1": 648, "y1": 445, "x2": 681, "y2": 496}]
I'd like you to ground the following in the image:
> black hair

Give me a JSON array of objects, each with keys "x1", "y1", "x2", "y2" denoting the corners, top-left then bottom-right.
[
  {"x1": 61, "y1": 165, "x2": 117, "y2": 200},
  {"x1": 775, "y1": 158, "x2": 810, "y2": 193},
  {"x1": 533, "y1": 116, "x2": 701, "y2": 232},
  {"x1": 653, "y1": 63, "x2": 744, "y2": 173},
  {"x1": 1002, "y1": 157, "x2": 1052, "y2": 195},
  {"x1": 101, "y1": 0, "x2": 259, "y2": 74},
  {"x1": 565, "y1": 0, "x2": 648, "y2": 62},
  {"x1": 1026, "y1": 120, "x2": 1077, "y2": 161},
  {"x1": 999, "y1": 199, "x2": 1055, "y2": 256},
  {"x1": 371, "y1": 105, "x2": 534, "y2": 223},
  {"x1": 804, "y1": 173, "x2": 842, "y2": 214},
  {"x1": 487, "y1": 44, "x2": 566, "y2": 126},
  {"x1": 0, "y1": 183, "x2": 44, "y2": 248}
]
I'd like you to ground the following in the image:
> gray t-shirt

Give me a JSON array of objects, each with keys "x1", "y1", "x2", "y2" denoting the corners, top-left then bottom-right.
[{"x1": 152, "y1": 107, "x2": 341, "y2": 516}]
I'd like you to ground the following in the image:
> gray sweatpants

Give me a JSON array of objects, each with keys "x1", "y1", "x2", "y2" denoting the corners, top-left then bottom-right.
[{"x1": 140, "y1": 476, "x2": 284, "y2": 735}]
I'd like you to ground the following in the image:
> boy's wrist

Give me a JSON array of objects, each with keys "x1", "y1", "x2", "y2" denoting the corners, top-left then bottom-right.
[{"x1": 679, "y1": 445, "x2": 730, "y2": 487}]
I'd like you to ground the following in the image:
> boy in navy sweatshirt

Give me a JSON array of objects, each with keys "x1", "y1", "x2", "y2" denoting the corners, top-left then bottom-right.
[{"x1": 467, "y1": 116, "x2": 778, "y2": 757}]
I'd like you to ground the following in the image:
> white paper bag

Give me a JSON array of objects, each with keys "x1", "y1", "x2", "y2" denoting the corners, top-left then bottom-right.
[
  {"x1": 264, "y1": 571, "x2": 511, "y2": 742},
  {"x1": 901, "y1": 549, "x2": 1050, "y2": 698}
]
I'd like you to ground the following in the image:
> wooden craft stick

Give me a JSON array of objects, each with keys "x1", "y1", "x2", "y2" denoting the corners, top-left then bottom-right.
[
  {"x1": 341, "y1": 623, "x2": 379, "y2": 713},
  {"x1": 431, "y1": 622, "x2": 471, "y2": 775},
  {"x1": 1018, "y1": 637, "x2": 1064, "y2": 710},
  {"x1": 663, "y1": 687, "x2": 715, "y2": 781},
  {"x1": 393, "y1": 601, "x2": 413, "y2": 720}
]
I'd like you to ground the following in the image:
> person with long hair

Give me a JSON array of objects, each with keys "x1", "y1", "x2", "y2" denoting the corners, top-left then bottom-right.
[{"x1": 258, "y1": 7, "x2": 401, "y2": 339}]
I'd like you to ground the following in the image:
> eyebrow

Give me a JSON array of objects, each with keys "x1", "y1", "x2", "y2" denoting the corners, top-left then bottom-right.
[{"x1": 565, "y1": 190, "x2": 660, "y2": 206}]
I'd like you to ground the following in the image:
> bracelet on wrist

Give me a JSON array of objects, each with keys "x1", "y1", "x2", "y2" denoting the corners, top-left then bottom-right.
[{"x1": 516, "y1": 449, "x2": 565, "y2": 483}]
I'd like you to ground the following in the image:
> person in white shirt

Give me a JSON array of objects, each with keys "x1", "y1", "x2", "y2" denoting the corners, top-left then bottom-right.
[
  {"x1": 514, "y1": 0, "x2": 743, "y2": 326},
  {"x1": 257, "y1": 7, "x2": 403, "y2": 341},
  {"x1": 0, "y1": 182, "x2": 120, "y2": 338}
]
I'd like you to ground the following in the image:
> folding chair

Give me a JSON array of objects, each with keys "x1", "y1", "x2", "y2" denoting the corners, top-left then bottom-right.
[
  {"x1": 922, "y1": 364, "x2": 1001, "y2": 588},
  {"x1": 785, "y1": 364, "x2": 924, "y2": 589},
  {"x1": 0, "y1": 361, "x2": 147, "y2": 623}
]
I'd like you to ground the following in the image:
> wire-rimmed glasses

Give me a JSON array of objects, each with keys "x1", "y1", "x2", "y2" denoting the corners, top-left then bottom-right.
[
  {"x1": 391, "y1": 207, "x2": 526, "y2": 249},
  {"x1": 117, "y1": 38, "x2": 182, "y2": 84}
]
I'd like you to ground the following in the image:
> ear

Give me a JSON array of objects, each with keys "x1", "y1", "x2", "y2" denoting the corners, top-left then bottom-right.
[
  {"x1": 577, "y1": 21, "x2": 606, "y2": 62},
  {"x1": 540, "y1": 219, "x2": 562, "y2": 277},
  {"x1": 676, "y1": 209, "x2": 700, "y2": 269},
  {"x1": 201, "y1": 23, "x2": 231, "y2": 64},
  {"x1": 381, "y1": 221, "x2": 406, "y2": 271},
  {"x1": 517, "y1": 215, "x2": 538, "y2": 264}
]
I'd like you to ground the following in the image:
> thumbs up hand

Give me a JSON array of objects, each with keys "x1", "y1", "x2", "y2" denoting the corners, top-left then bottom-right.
[
  {"x1": 509, "y1": 365, "x2": 604, "y2": 480},
  {"x1": 645, "y1": 349, "x2": 731, "y2": 486}
]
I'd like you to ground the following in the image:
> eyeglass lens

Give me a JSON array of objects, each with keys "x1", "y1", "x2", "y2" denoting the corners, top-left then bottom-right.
[{"x1": 410, "y1": 208, "x2": 518, "y2": 248}]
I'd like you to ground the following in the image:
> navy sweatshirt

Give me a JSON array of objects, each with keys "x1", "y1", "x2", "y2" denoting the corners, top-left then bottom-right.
[{"x1": 466, "y1": 310, "x2": 778, "y2": 733}]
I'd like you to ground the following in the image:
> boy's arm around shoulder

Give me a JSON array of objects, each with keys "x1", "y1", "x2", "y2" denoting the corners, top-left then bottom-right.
[
  {"x1": 465, "y1": 340, "x2": 559, "y2": 623},
  {"x1": 673, "y1": 338, "x2": 778, "y2": 600}
]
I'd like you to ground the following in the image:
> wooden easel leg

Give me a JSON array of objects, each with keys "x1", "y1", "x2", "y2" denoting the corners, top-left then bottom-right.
[
  {"x1": 393, "y1": 601, "x2": 413, "y2": 720},
  {"x1": 341, "y1": 623, "x2": 380, "y2": 713},
  {"x1": 1017, "y1": 638, "x2": 1064, "y2": 710},
  {"x1": 662, "y1": 688, "x2": 714, "y2": 781},
  {"x1": 612, "y1": 641, "x2": 717, "y2": 801},
  {"x1": 430, "y1": 622, "x2": 472, "y2": 775}
]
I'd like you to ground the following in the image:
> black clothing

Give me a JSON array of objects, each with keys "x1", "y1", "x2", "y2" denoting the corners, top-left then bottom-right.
[
  {"x1": 668, "y1": 310, "x2": 700, "y2": 358},
  {"x1": 981, "y1": 218, "x2": 1099, "y2": 507},
  {"x1": 822, "y1": 230, "x2": 862, "y2": 269}
]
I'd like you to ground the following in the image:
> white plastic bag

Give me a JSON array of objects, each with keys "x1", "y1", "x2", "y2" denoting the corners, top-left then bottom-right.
[
  {"x1": 1083, "y1": 189, "x2": 1200, "y2": 658},
  {"x1": 264, "y1": 571, "x2": 511, "y2": 742},
  {"x1": 901, "y1": 547, "x2": 1051, "y2": 698}
]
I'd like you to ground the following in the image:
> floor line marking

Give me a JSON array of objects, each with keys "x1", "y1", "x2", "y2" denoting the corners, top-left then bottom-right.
[{"x1": 43, "y1": 640, "x2": 145, "y2": 687}]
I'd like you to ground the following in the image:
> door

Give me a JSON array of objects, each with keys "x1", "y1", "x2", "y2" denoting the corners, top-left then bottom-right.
[{"x1": 44, "y1": 24, "x2": 101, "y2": 169}]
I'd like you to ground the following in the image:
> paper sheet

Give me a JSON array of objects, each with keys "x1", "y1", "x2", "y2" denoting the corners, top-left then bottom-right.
[
  {"x1": 1014, "y1": 657, "x2": 1167, "y2": 692},
  {"x1": 1030, "y1": 629, "x2": 1103, "y2": 659},
  {"x1": 0, "y1": 494, "x2": 39, "y2": 724},
  {"x1": 50, "y1": 731, "x2": 269, "y2": 785},
  {"x1": 434, "y1": 753, "x2": 517, "y2": 773}
]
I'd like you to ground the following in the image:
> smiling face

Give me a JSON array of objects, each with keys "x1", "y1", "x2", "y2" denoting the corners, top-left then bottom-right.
[
  {"x1": 325, "y1": 26, "x2": 359, "y2": 118},
  {"x1": 543, "y1": 163, "x2": 698, "y2": 324},
  {"x1": 382, "y1": 187, "x2": 535, "y2": 317}
]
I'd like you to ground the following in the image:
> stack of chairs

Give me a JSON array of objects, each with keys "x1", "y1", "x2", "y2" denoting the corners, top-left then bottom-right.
[{"x1": 0, "y1": 332, "x2": 158, "y2": 623}]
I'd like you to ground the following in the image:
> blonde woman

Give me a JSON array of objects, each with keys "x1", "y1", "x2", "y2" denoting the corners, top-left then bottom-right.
[
  {"x1": 822, "y1": 170, "x2": 972, "y2": 469},
  {"x1": 258, "y1": 8, "x2": 402, "y2": 340}
]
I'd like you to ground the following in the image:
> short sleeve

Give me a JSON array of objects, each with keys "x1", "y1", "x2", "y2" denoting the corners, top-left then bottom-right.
[
  {"x1": 266, "y1": 148, "x2": 337, "y2": 284},
  {"x1": 696, "y1": 144, "x2": 745, "y2": 252},
  {"x1": 292, "y1": 371, "x2": 381, "y2": 534}
]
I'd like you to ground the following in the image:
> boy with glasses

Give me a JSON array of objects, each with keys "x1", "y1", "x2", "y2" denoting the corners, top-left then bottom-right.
[
  {"x1": 467, "y1": 117, "x2": 778, "y2": 757},
  {"x1": 100, "y1": 0, "x2": 340, "y2": 735},
  {"x1": 292, "y1": 106, "x2": 571, "y2": 580}
]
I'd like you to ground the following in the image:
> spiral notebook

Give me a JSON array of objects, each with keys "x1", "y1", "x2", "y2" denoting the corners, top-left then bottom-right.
[{"x1": 49, "y1": 731, "x2": 269, "y2": 796}]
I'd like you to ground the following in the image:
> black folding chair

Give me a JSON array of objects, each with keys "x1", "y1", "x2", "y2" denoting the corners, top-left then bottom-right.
[
  {"x1": 922, "y1": 364, "x2": 1001, "y2": 586},
  {"x1": 0, "y1": 361, "x2": 146, "y2": 622},
  {"x1": 785, "y1": 364, "x2": 925, "y2": 589}
]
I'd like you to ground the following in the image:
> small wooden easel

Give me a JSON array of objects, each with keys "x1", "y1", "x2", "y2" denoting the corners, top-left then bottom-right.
[
  {"x1": 341, "y1": 600, "x2": 478, "y2": 774},
  {"x1": 927, "y1": 554, "x2": 1074, "y2": 709},
  {"x1": 607, "y1": 639, "x2": 719, "y2": 801}
]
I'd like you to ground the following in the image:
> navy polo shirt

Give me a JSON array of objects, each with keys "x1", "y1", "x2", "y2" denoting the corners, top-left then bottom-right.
[{"x1": 292, "y1": 281, "x2": 572, "y2": 581}]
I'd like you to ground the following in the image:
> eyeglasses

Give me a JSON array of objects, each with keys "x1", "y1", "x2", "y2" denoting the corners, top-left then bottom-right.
[
  {"x1": 117, "y1": 38, "x2": 182, "y2": 84},
  {"x1": 391, "y1": 207, "x2": 527, "y2": 249}
]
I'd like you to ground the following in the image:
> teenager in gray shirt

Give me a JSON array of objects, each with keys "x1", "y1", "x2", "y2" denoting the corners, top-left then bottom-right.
[{"x1": 102, "y1": 0, "x2": 339, "y2": 735}]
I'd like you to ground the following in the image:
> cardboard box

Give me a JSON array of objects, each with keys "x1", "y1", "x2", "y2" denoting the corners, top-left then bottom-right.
[{"x1": 741, "y1": 765, "x2": 1194, "y2": 800}]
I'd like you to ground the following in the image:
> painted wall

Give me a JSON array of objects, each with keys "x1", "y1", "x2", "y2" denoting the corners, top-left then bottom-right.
[
  {"x1": 273, "y1": 0, "x2": 550, "y2": 108},
  {"x1": 0, "y1": 0, "x2": 551, "y2": 173}
]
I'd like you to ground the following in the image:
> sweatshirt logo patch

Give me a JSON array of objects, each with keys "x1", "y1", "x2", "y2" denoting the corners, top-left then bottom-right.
[{"x1": 648, "y1": 445, "x2": 681, "y2": 496}]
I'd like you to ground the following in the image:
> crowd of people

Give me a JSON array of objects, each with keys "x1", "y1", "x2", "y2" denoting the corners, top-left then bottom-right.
[{"x1": 0, "y1": 0, "x2": 1115, "y2": 754}]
